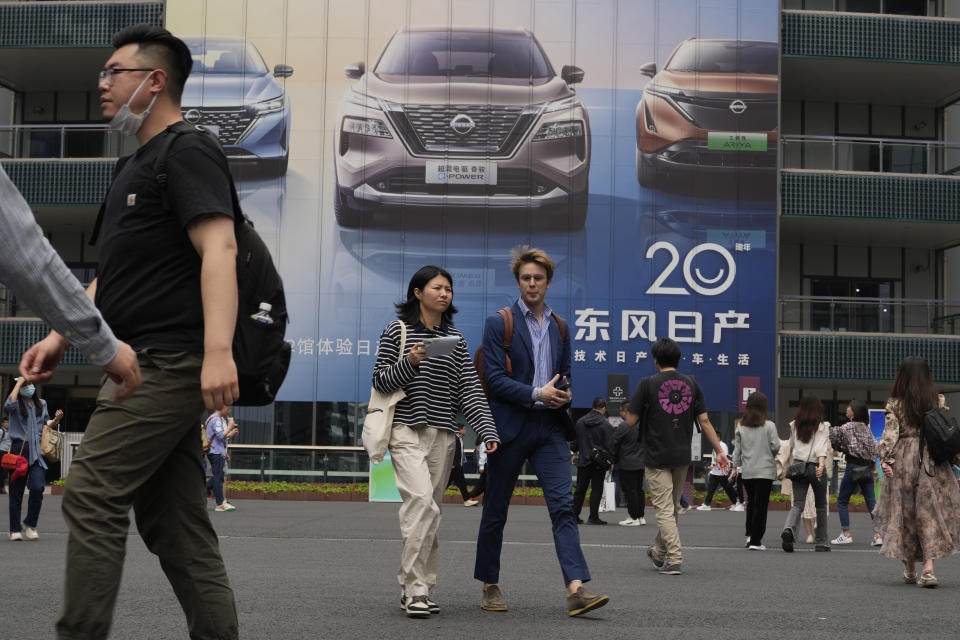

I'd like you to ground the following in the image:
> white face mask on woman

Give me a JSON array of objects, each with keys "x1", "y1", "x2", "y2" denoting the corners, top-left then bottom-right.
[{"x1": 108, "y1": 72, "x2": 158, "y2": 136}]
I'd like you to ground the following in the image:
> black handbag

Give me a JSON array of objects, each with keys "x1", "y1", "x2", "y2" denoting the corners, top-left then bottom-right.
[
  {"x1": 590, "y1": 445, "x2": 614, "y2": 468},
  {"x1": 849, "y1": 465, "x2": 874, "y2": 484},
  {"x1": 785, "y1": 430, "x2": 818, "y2": 483}
]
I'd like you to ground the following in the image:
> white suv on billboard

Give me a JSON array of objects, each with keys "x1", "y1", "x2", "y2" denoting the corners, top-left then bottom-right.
[{"x1": 333, "y1": 26, "x2": 590, "y2": 228}]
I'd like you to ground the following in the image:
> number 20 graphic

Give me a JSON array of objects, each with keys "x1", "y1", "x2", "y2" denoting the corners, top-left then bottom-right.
[{"x1": 645, "y1": 242, "x2": 736, "y2": 296}]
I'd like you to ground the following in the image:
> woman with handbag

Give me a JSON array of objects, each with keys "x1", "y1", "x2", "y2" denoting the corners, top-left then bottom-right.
[
  {"x1": 873, "y1": 356, "x2": 960, "y2": 587},
  {"x1": 829, "y1": 399, "x2": 881, "y2": 546},
  {"x1": 4, "y1": 376, "x2": 60, "y2": 541},
  {"x1": 780, "y1": 394, "x2": 832, "y2": 552},
  {"x1": 733, "y1": 392, "x2": 780, "y2": 550},
  {"x1": 372, "y1": 265, "x2": 500, "y2": 618}
]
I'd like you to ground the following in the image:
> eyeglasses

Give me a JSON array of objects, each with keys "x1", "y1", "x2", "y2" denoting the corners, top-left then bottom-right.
[{"x1": 98, "y1": 67, "x2": 153, "y2": 86}]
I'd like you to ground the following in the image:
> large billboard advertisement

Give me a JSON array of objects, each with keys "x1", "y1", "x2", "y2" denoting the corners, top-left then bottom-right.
[{"x1": 166, "y1": 0, "x2": 778, "y2": 421}]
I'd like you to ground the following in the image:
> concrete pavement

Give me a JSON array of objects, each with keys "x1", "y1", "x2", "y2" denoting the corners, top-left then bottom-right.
[{"x1": 5, "y1": 497, "x2": 957, "y2": 639}]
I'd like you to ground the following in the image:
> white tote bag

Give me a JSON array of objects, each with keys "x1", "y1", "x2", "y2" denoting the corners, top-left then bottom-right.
[
  {"x1": 599, "y1": 470, "x2": 617, "y2": 513},
  {"x1": 362, "y1": 322, "x2": 406, "y2": 466}
]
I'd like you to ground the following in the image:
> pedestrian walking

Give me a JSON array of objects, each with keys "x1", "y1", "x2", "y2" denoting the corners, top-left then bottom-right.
[
  {"x1": 474, "y1": 246, "x2": 608, "y2": 617},
  {"x1": 32, "y1": 24, "x2": 241, "y2": 638},
  {"x1": 780, "y1": 395, "x2": 832, "y2": 552},
  {"x1": 374, "y1": 265, "x2": 499, "y2": 617},
  {"x1": 447, "y1": 426, "x2": 472, "y2": 503},
  {"x1": 732, "y1": 392, "x2": 779, "y2": 550},
  {"x1": 0, "y1": 416, "x2": 10, "y2": 494},
  {"x1": 696, "y1": 441, "x2": 738, "y2": 511},
  {"x1": 572, "y1": 398, "x2": 615, "y2": 525},
  {"x1": 873, "y1": 356, "x2": 960, "y2": 587},
  {"x1": 623, "y1": 337, "x2": 730, "y2": 575},
  {"x1": 613, "y1": 402, "x2": 646, "y2": 526},
  {"x1": 829, "y1": 399, "x2": 881, "y2": 546},
  {"x1": 206, "y1": 406, "x2": 239, "y2": 512},
  {"x1": 5, "y1": 377, "x2": 61, "y2": 540}
]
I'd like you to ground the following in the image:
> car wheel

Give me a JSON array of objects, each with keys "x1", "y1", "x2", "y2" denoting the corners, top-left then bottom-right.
[{"x1": 333, "y1": 180, "x2": 364, "y2": 228}]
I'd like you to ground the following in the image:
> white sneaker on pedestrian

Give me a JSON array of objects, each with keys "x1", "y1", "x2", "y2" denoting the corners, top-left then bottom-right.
[
  {"x1": 871, "y1": 533, "x2": 883, "y2": 547},
  {"x1": 463, "y1": 499, "x2": 479, "y2": 507},
  {"x1": 9, "y1": 532, "x2": 22, "y2": 541},
  {"x1": 805, "y1": 534, "x2": 815, "y2": 544},
  {"x1": 215, "y1": 503, "x2": 237, "y2": 512},
  {"x1": 676, "y1": 505, "x2": 691, "y2": 515},
  {"x1": 748, "y1": 544, "x2": 767, "y2": 550},
  {"x1": 618, "y1": 518, "x2": 640, "y2": 526},
  {"x1": 22, "y1": 526, "x2": 38, "y2": 541},
  {"x1": 695, "y1": 504, "x2": 711, "y2": 511},
  {"x1": 832, "y1": 533, "x2": 853, "y2": 545},
  {"x1": 638, "y1": 517, "x2": 646, "y2": 525},
  {"x1": 730, "y1": 503, "x2": 745, "y2": 512},
  {"x1": 745, "y1": 536, "x2": 751, "y2": 548}
]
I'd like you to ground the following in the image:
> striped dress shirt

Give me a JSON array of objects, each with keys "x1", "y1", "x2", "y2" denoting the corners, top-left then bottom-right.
[
  {"x1": 517, "y1": 298, "x2": 553, "y2": 407},
  {"x1": 372, "y1": 319, "x2": 499, "y2": 444}
]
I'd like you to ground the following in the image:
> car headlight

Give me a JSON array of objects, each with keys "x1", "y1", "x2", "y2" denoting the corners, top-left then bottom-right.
[
  {"x1": 541, "y1": 94, "x2": 583, "y2": 114},
  {"x1": 644, "y1": 84, "x2": 694, "y2": 122},
  {"x1": 251, "y1": 96, "x2": 285, "y2": 114},
  {"x1": 533, "y1": 120, "x2": 584, "y2": 141},
  {"x1": 341, "y1": 116, "x2": 392, "y2": 138}
]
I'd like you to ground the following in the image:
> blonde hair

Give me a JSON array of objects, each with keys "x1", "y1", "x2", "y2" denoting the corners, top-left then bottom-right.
[{"x1": 510, "y1": 245, "x2": 556, "y2": 282}]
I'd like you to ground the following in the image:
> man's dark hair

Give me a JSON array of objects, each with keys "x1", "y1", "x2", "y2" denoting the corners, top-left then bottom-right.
[
  {"x1": 650, "y1": 337, "x2": 681, "y2": 368},
  {"x1": 592, "y1": 397, "x2": 606, "y2": 410},
  {"x1": 112, "y1": 24, "x2": 193, "y2": 103}
]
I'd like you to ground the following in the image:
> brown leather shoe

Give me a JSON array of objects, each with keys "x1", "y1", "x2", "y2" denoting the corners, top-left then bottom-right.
[
  {"x1": 480, "y1": 584, "x2": 508, "y2": 611},
  {"x1": 567, "y1": 586, "x2": 609, "y2": 617}
]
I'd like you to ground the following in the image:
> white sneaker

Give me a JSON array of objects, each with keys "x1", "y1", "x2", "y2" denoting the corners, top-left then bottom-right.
[
  {"x1": 745, "y1": 536, "x2": 751, "y2": 548},
  {"x1": 638, "y1": 517, "x2": 646, "y2": 525},
  {"x1": 805, "y1": 534, "x2": 815, "y2": 544},
  {"x1": 832, "y1": 533, "x2": 853, "y2": 545},
  {"x1": 463, "y1": 498, "x2": 479, "y2": 507},
  {"x1": 695, "y1": 504, "x2": 711, "y2": 511},
  {"x1": 871, "y1": 534, "x2": 883, "y2": 547},
  {"x1": 22, "y1": 526, "x2": 38, "y2": 541},
  {"x1": 730, "y1": 503, "x2": 745, "y2": 512},
  {"x1": 9, "y1": 532, "x2": 22, "y2": 541},
  {"x1": 748, "y1": 544, "x2": 767, "y2": 550},
  {"x1": 215, "y1": 503, "x2": 237, "y2": 512},
  {"x1": 618, "y1": 518, "x2": 640, "y2": 526}
]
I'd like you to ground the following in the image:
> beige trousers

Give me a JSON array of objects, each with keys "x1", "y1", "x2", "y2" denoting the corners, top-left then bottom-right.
[
  {"x1": 646, "y1": 466, "x2": 687, "y2": 564},
  {"x1": 389, "y1": 424, "x2": 456, "y2": 597}
]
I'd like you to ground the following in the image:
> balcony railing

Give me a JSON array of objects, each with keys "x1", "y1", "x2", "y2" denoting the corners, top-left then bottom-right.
[
  {"x1": 781, "y1": 135, "x2": 960, "y2": 176},
  {"x1": 780, "y1": 296, "x2": 960, "y2": 336},
  {"x1": 0, "y1": 124, "x2": 126, "y2": 159},
  {"x1": 0, "y1": 1, "x2": 163, "y2": 49}
]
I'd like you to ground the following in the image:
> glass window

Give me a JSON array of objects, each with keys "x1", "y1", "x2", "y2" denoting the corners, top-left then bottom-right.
[
  {"x1": 315, "y1": 402, "x2": 357, "y2": 446},
  {"x1": 665, "y1": 40, "x2": 778, "y2": 75},
  {"x1": 274, "y1": 401, "x2": 313, "y2": 445},
  {"x1": 375, "y1": 32, "x2": 553, "y2": 79}
]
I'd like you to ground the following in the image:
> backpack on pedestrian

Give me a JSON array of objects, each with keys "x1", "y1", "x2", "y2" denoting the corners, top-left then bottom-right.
[{"x1": 473, "y1": 307, "x2": 567, "y2": 397}]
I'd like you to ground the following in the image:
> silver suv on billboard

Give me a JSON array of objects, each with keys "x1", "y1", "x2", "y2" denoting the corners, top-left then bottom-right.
[{"x1": 333, "y1": 26, "x2": 590, "y2": 228}]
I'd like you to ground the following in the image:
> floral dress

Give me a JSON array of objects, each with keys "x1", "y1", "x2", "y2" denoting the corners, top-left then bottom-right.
[{"x1": 873, "y1": 397, "x2": 960, "y2": 562}]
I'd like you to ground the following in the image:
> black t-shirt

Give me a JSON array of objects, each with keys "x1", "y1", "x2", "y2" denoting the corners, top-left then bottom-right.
[
  {"x1": 627, "y1": 369, "x2": 706, "y2": 468},
  {"x1": 94, "y1": 127, "x2": 234, "y2": 352}
]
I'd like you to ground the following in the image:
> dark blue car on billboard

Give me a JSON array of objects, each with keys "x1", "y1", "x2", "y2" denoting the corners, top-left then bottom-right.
[{"x1": 181, "y1": 36, "x2": 293, "y2": 176}]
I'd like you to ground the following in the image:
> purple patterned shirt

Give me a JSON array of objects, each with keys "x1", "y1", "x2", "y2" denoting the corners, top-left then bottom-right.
[{"x1": 829, "y1": 421, "x2": 878, "y2": 462}]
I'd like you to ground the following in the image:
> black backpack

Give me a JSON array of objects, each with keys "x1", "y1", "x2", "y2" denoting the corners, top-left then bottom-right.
[
  {"x1": 91, "y1": 121, "x2": 291, "y2": 406},
  {"x1": 920, "y1": 406, "x2": 960, "y2": 472}
]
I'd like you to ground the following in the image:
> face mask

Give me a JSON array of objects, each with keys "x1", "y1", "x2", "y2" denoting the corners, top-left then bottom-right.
[
  {"x1": 108, "y1": 72, "x2": 158, "y2": 136},
  {"x1": 20, "y1": 385, "x2": 35, "y2": 399}
]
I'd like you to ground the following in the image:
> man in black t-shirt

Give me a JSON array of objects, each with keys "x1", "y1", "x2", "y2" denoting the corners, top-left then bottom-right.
[
  {"x1": 26, "y1": 25, "x2": 240, "y2": 639},
  {"x1": 625, "y1": 338, "x2": 729, "y2": 576}
]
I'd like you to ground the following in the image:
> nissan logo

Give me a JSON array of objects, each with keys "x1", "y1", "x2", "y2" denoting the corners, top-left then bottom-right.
[
  {"x1": 450, "y1": 113, "x2": 475, "y2": 136},
  {"x1": 729, "y1": 100, "x2": 747, "y2": 115},
  {"x1": 184, "y1": 109, "x2": 202, "y2": 124}
]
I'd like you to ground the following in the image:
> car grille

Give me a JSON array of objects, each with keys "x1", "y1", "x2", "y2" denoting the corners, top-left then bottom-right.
[
  {"x1": 371, "y1": 167, "x2": 555, "y2": 197},
  {"x1": 669, "y1": 147, "x2": 776, "y2": 168},
  {"x1": 388, "y1": 104, "x2": 533, "y2": 156},
  {"x1": 673, "y1": 96, "x2": 777, "y2": 132},
  {"x1": 180, "y1": 108, "x2": 255, "y2": 145}
]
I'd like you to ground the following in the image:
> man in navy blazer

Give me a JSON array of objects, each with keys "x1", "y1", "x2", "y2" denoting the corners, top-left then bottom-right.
[{"x1": 474, "y1": 246, "x2": 609, "y2": 617}]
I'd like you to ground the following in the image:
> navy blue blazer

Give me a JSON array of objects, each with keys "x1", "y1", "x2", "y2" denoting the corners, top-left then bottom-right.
[{"x1": 481, "y1": 301, "x2": 574, "y2": 444}]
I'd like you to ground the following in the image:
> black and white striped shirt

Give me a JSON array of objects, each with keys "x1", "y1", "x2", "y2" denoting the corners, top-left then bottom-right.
[{"x1": 372, "y1": 319, "x2": 499, "y2": 443}]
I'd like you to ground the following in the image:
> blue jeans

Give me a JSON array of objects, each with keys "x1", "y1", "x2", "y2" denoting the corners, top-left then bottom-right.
[
  {"x1": 206, "y1": 453, "x2": 225, "y2": 505},
  {"x1": 837, "y1": 464, "x2": 876, "y2": 530},
  {"x1": 8, "y1": 440, "x2": 45, "y2": 532}
]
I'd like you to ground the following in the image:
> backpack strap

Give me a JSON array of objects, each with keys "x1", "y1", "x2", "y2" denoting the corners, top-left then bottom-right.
[
  {"x1": 88, "y1": 154, "x2": 134, "y2": 246},
  {"x1": 552, "y1": 312, "x2": 567, "y2": 341},
  {"x1": 498, "y1": 307, "x2": 513, "y2": 379}
]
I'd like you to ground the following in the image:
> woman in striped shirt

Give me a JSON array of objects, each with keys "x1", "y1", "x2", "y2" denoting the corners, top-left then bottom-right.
[{"x1": 373, "y1": 265, "x2": 500, "y2": 618}]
